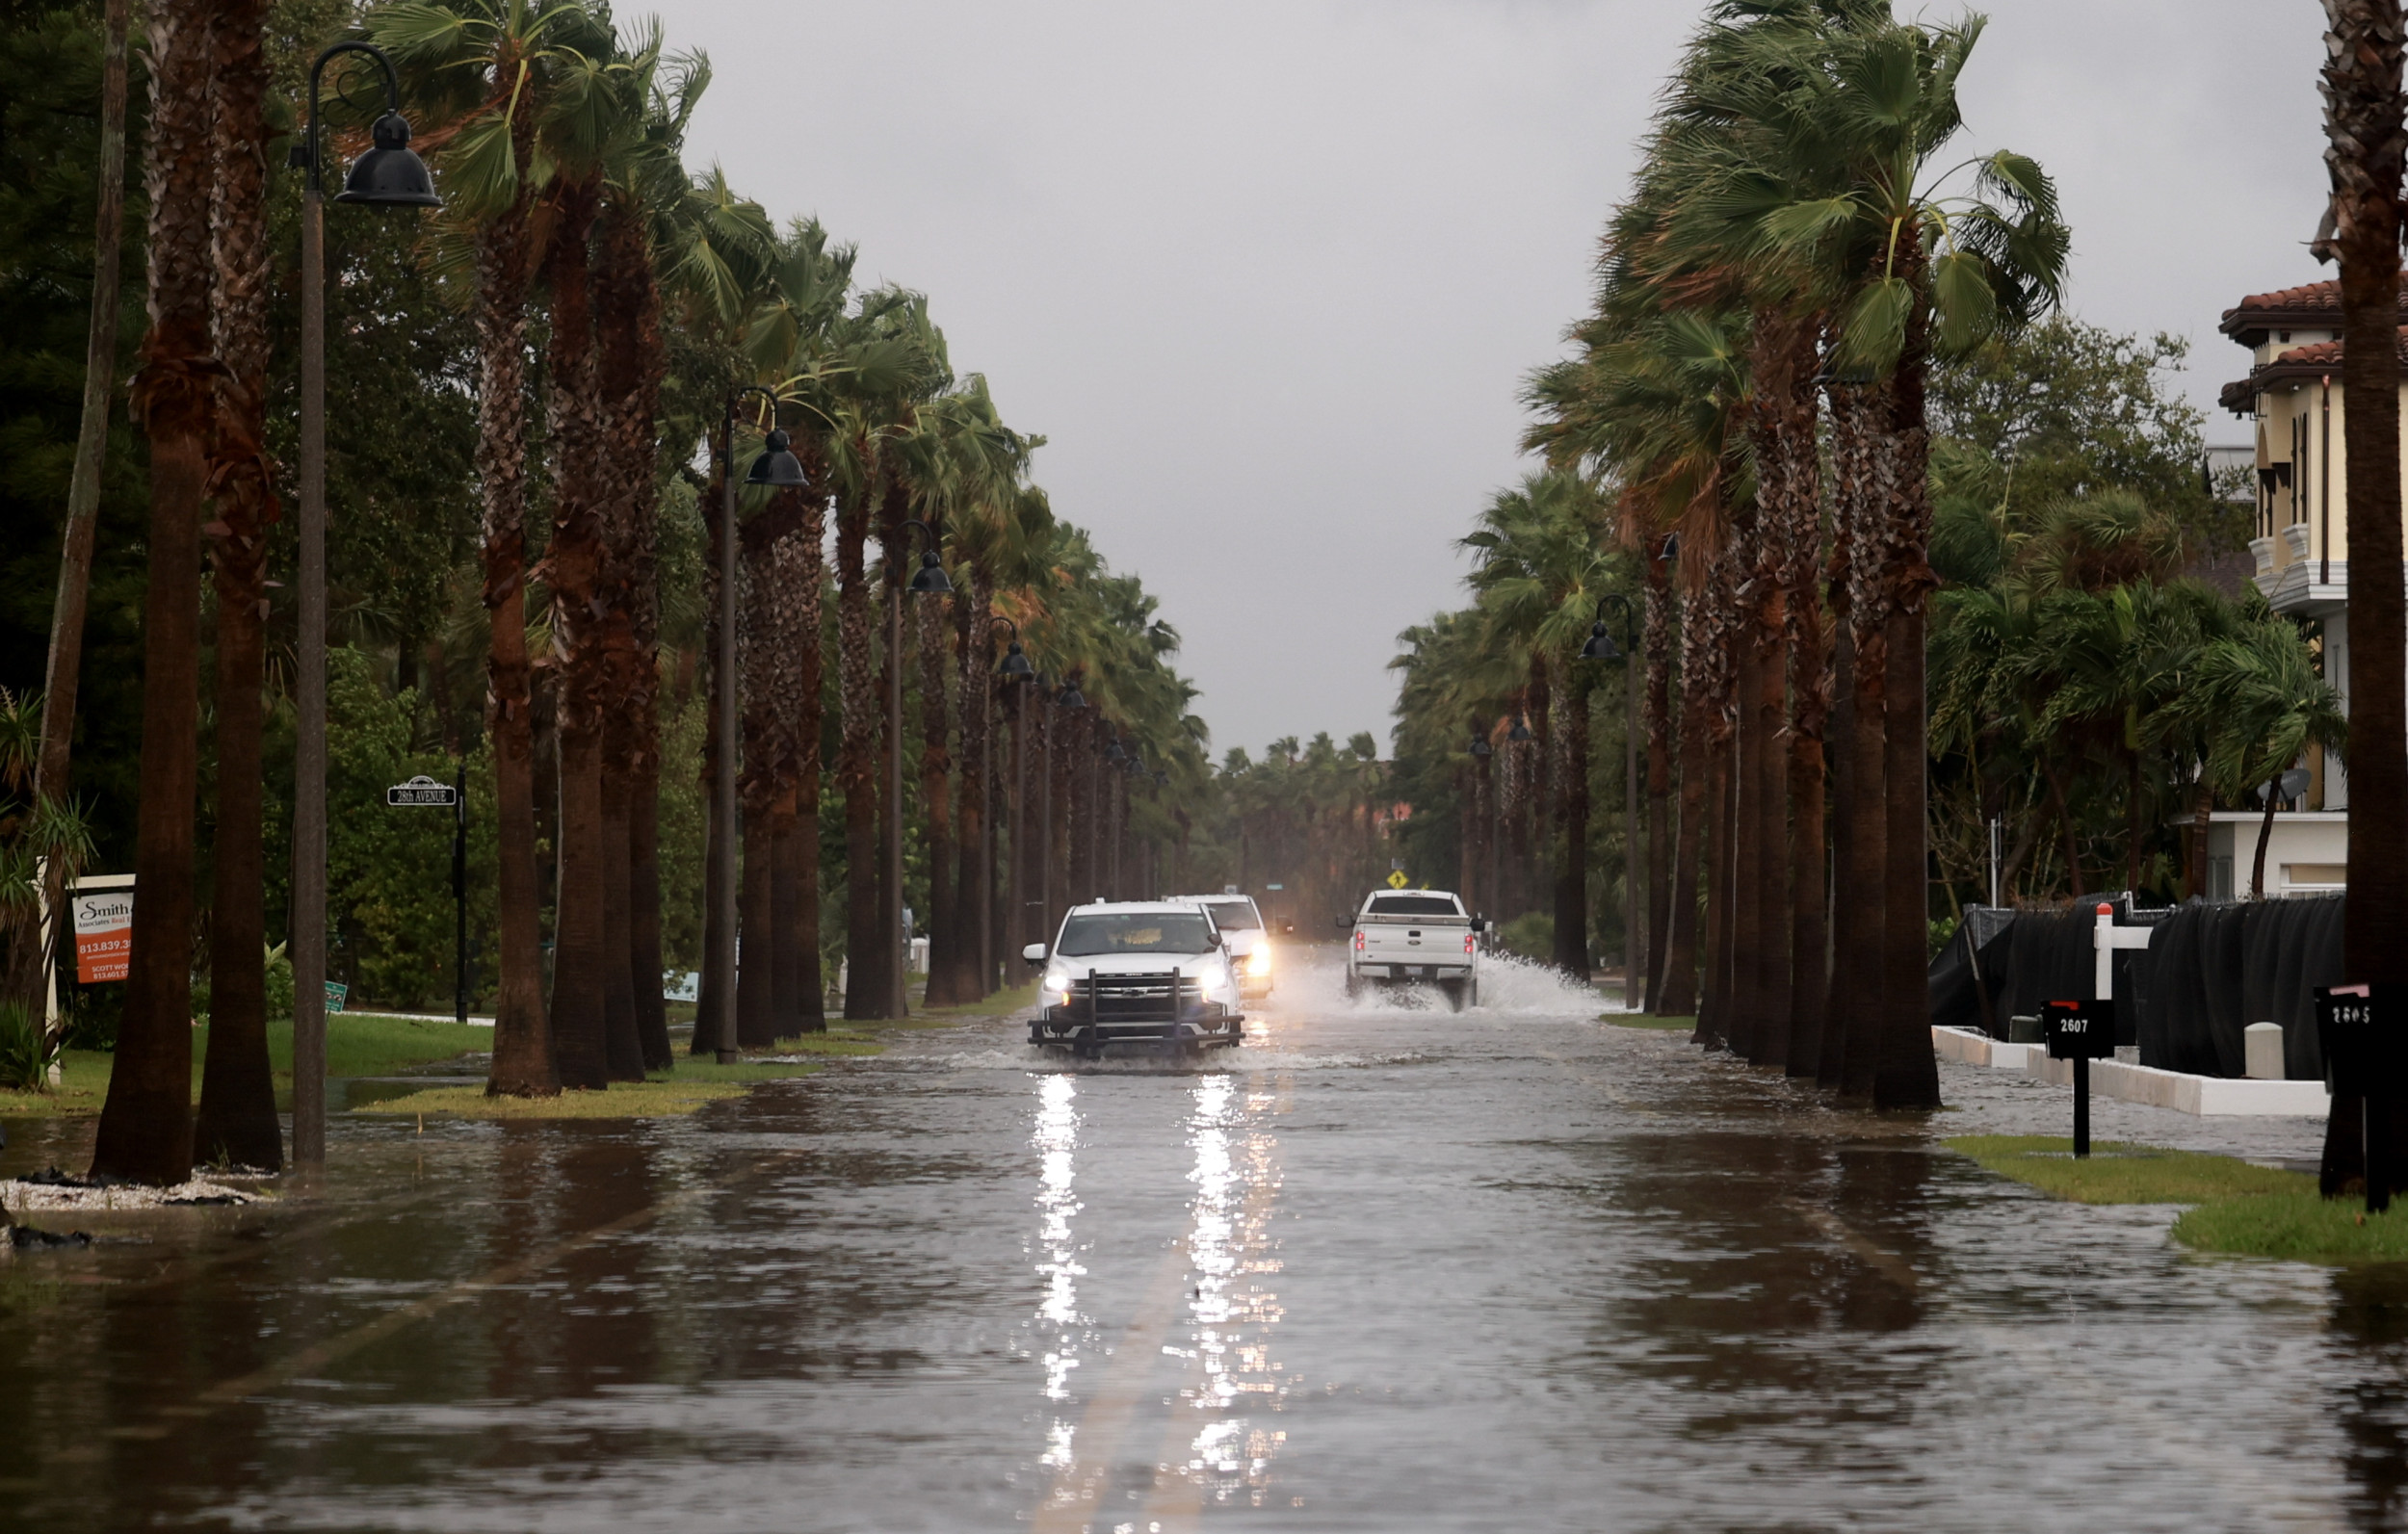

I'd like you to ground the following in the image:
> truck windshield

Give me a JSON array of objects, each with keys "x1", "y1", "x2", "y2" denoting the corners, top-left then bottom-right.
[
  {"x1": 1058, "y1": 913, "x2": 1217, "y2": 956},
  {"x1": 1366, "y1": 896, "x2": 1459, "y2": 918},
  {"x1": 1201, "y1": 899, "x2": 1262, "y2": 932}
]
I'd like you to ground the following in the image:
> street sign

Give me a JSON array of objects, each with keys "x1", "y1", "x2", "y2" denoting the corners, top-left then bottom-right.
[
  {"x1": 1386, "y1": 871, "x2": 1409, "y2": 890},
  {"x1": 1265, "y1": 883, "x2": 1283, "y2": 891},
  {"x1": 325, "y1": 981, "x2": 349, "y2": 1015},
  {"x1": 386, "y1": 774, "x2": 458, "y2": 807},
  {"x1": 2043, "y1": 999, "x2": 2115, "y2": 1159}
]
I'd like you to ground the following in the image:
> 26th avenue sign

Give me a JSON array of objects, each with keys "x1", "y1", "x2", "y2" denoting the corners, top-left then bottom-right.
[{"x1": 385, "y1": 774, "x2": 458, "y2": 808}]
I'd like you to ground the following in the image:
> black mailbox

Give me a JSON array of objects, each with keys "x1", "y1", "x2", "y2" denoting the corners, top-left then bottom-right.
[
  {"x1": 2317, "y1": 983, "x2": 2404, "y2": 1097},
  {"x1": 2042, "y1": 999, "x2": 2115, "y2": 1061}
]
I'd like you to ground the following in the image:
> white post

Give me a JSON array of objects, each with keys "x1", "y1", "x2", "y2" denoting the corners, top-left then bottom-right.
[{"x1": 2094, "y1": 901, "x2": 2114, "y2": 1001}]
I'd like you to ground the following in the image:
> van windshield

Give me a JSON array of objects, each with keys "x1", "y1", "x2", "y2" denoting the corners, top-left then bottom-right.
[
  {"x1": 1202, "y1": 899, "x2": 1262, "y2": 932},
  {"x1": 1367, "y1": 895, "x2": 1459, "y2": 918},
  {"x1": 1057, "y1": 913, "x2": 1217, "y2": 957}
]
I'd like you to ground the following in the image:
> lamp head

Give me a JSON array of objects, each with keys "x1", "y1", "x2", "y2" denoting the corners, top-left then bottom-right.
[
  {"x1": 1057, "y1": 681, "x2": 1086, "y2": 710},
  {"x1": 745, "y1": 428, "x2": 808, "y2": 487},
  {"x1": 1580, "y1": 621, "x2": 1622, "y2": 663},
  {"x1": 1508, "y1": 715, "x2": 1532, "y2": 742},
  {"x1": 336, "y1": 111, "x2": 442, "y2": 207},
  {"x1": 1470, "y1": 737, "x2": 1492, "y2": 758},
  {"x1": 998, "y1": 639, "x2": 1035, "y2": 680},
  {"x1": 909, "y1": 548, "x2": 954, "y2": 595}
]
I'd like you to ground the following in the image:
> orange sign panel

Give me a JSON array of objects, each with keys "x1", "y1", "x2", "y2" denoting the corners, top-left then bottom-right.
[{"x1": 71, "y1": 887, "x2": 133, "y2": 984}]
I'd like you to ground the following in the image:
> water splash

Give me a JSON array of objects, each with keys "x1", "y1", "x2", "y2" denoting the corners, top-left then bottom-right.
[{"x1": 1269, "y1": 949, "x2": 1605, "y2": 1019}]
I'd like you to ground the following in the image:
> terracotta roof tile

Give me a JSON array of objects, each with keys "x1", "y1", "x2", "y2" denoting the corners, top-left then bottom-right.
[
  {"x1": 2218, "y1": 325, "x2": 2408, "y2": 412},
  {"x1": 2221, "y1": 275, "x2": 2408, "y2": 340}
]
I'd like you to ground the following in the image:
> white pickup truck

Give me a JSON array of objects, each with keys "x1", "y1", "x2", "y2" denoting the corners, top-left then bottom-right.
[{"x1": 1341, "y1": 889, "x2": 1485, "y2": 1010}]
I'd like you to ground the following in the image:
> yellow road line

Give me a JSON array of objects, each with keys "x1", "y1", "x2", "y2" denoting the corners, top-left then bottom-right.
[{"x1": 1032, "y1": 1235, "x2": 1192, "y2": 1533}]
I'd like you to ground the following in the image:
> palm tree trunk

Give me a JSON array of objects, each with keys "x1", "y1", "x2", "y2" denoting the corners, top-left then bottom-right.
[
  {"x1": 919, "y1": 590, "x2": 964, "y2": 1004},
  {"x1": 836, "y1": 477, "x2": 886, "y2": 1019},
  {"x1": 954, "y1": 572, "x2": 995, "y2": 999},
  {"x1": 1819, "y1": 620, "x2": 1858, "y2": 1087},
  {"x1": 1749, "y1": 589, "x2": 1792, "y2": 1068},
  {"x1": 2251, "y1": 786, "x2": 2279, "y2": 898},
  {"x1": 628, "y1": 750, "x2": 670, "y2": 1067},
  {"x1": 1661, "y1": 615, "x2": 1707, "y2": 1019},
  {"x1": 189, "y1": 0, "x2": 279, "y2": 1170},
  {"x1": 1551, "y1": 661, "x2": 1591, "y2": 978},
  {"x1": 1727, "y1": 619, "x2": 1769, "y2": 1062},
  {"x1": 1871, "y1": 269, "x2": 1942, "y2": 1111},
  {"x1": 11, "y1": 0, "x2": 129, "y2": 1019},
  {"x1": 693, "y1": 455, "x2": 729, "y2": 1056},
  {"x1": 93, "y1": 0, "x2": 215, "y2": 1185},
  {"x1": 770, "y1": 792, "x2": 801, "y2": 1037},
  {"x1": 596, "y1": 192, "x2": 667, "y2": 1072},
  {"x1": 737, "y1": 813, "x2": 774, "y2": 1048},
  {"x1": 1643, "y1": 552, "x2": 1675, "y2": 1010},
  {"x1": 2321, "y1": 0, "x2": 2408, "y2": 1194},
  {"x1": 477, "y1": 106, "x2": 555, "y2": 1098},
  {"x1": 542, "y1": 177, "x2": 615, "y2": 1088},
  {"x1": 784, "y1": 483, "x2": 829, "y2": 1031},
  {"x1": 598, "y1": 765, "x2": 643, "y2": 1075}
]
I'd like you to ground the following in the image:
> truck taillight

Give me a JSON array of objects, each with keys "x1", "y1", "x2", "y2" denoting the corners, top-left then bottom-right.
[
  {"x1": 1353, "y1": 930, "x2": 1365, "y2": 952},
  {"x1": 1464, "y1": 933, "x2": 1475, "y2": 954}
]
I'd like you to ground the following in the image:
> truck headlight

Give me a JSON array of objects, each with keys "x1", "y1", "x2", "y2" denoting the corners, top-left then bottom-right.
[
  {"x1": 1245, "y1": 944, "x2": 1271, "y2": 977},
  {"x1": 1043, "y1": 968, "x2": 1073, "y2": 1005}
]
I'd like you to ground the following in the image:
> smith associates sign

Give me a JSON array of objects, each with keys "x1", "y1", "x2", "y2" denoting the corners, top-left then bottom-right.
[{"x1": 69, "y1": 876, "x2": 135, "y2": 984}]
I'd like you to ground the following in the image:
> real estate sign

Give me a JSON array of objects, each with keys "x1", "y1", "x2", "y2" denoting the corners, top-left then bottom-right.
[{"x1": 69, "y1": 876, "x2": 135, "y2": 984}]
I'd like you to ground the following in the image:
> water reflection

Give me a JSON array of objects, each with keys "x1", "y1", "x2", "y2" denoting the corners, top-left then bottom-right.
[
  {"x1": 2328, "y1": 1265, "x2": 2408, "y2": 1530},
  {"x1": 1152, "y1": 1068, "x2": 1292, "y2": 1516},
  {"x1": 1032, "y1": 1072, "x2": 1086, "y2": 1472}
]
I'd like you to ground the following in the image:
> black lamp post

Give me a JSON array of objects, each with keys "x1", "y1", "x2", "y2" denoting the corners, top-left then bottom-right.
[
  {"x1": 290, "y1": 41, "x2": 439, "y2": 1168},
  {"x1": 705, "y1": 386, "x2": 801, "y2": 1061},
  {"x1": 1581, "y1": 593, "x2": 1640, "y2": 1010}
]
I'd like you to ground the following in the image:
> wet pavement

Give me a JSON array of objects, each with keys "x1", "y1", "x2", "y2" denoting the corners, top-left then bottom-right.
[{"x1": 0, "y1": 949, "x2": 2403, "y2": 1531}]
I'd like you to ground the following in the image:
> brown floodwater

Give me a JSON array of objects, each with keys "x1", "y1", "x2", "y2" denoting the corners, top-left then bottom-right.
[{"x1": 0, "y1": 950, "x2": 2393, "y2": 1531}]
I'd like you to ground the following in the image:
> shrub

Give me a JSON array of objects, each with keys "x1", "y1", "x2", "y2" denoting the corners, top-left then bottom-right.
[{"x1": 0, "y1": 1001, "x2": 57, "y2": 1093}]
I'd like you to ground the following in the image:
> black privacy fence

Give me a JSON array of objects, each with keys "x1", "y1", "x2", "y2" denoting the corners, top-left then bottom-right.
[{"x1": 1929, "y1": 896, "x2": 2345, "y2": 1081}]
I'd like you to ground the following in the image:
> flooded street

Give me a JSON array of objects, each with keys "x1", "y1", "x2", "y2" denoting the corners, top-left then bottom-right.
[{"x1": 0, "y1": 951, "x2": 2402, "y2": 1532}]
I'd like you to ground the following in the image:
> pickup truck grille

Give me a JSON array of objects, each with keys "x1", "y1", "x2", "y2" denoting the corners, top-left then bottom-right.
[{"x1": 1064, "y1": 971, "x2": 1195, "y2": 1026}]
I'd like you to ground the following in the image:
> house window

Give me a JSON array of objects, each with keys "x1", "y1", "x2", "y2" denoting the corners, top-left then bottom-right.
[
  {"x1": 2210, "y1": 856, "x2": 2234, "y2": 902},
  {"x1": 2284, "y1": 864, "x2": 2347, "y2": 889}
]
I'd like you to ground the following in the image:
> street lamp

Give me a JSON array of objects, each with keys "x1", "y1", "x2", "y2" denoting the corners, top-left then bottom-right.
[
  {"x1": 704, "y1": 385, "x2": 799, "y2": 1062},
  {"x1": 886, "y1": 517, "x2": 947, "y2": 1014},
  {"x1": 1508, "y1": 715, "x2": 1533, "y2": 742},
  {"x1": 1581, "y1": 593, "x2": 1640, "y2": 1011},
  {"x1": 290, "y1": 41, "x2": 439, "y2": 1168}
]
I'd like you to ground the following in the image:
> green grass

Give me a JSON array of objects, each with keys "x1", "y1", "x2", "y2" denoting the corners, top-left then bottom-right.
[
  {"x1": 1947, "y1": 1135, "x2": 2308, "y2": 1204},
  {"x1": 1609, "y1": 1013, "x2": 1696, "y2": 1031},
  {"x1": 0, "y1": 1015, "x2": 494, "y2": 1118},
  {"x1": 1947, "y1": 1133, "x2": 2408, "y2": 1263},
  {"x1": 2172, "y1": 1194, "x2": 2408, "y2": 1261},
  {"x1": 908, "y1": 979, "x2": 1038, "y2": 1024}
]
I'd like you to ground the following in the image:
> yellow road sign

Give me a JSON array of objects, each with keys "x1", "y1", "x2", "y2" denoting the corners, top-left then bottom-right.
[{"x1": 1386, "y1": 870, "x2": 1409, "y2": 889}]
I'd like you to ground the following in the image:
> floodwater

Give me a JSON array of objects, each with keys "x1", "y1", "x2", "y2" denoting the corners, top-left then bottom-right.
[{"x1": 0, "y1": 950, "x2": 2402, "y2": 1531}]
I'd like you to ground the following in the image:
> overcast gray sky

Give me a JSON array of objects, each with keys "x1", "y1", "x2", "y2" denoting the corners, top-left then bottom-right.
[{"x1": 650, "y1": 0, "x2": 2325, "y2": 760}]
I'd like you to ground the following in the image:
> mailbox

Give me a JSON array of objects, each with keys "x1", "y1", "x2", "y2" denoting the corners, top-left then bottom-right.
[
  {"x1": 2317, "y1": 983, "x2": 2404, "y2": 1097},
  {"x1": 2042, "y1": 999, "x2": 2115, "y2": 1061}
]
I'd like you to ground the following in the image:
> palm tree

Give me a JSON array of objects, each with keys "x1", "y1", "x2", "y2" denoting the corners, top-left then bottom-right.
[
  {"x1": 1460, "y1": 472, "x2": 1616, "y2": 978},
  {"x1": 375, "y1": 0, "x2": 622, "y2": 1098},
  {"x1": 92, "y1": 0, "x2": 216, "y2": 1185},
  {"x1": 2191, "y1": 620, "x2": 2348, "y2": 899},
  {"x1": 2319, "y1": 0, "x2": 2408, "y2": 1196},
  {"x1": 192, "y1": 0, "x2": 282, "y2": 1171}
]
